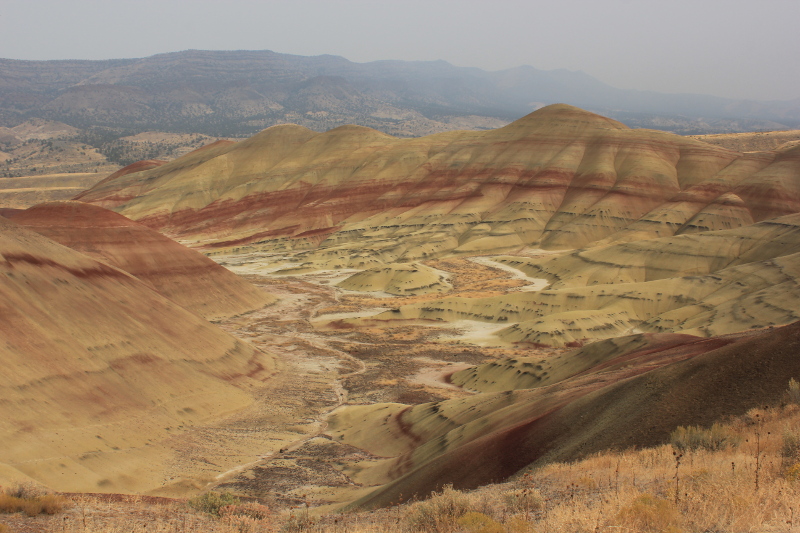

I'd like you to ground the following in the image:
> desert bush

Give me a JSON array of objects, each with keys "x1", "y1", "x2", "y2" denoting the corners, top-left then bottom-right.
[
  {"x1": 405, "y1": 484, "x2": 472, "y2": 533},
  {"x1": 502, "y1": 487, "x2": 543, "y2": 517},
  {"x1": 615, "y1": 494, "x2": 682, "y2": 533},
  {"x1": 219, "y1": 502, "x2": 271, "y2": 521},
  {"x1": 37, "y1": 493, "x2": 66, "y2": 515},
  {"x1": 787, "y1": 378, "x2": 800, "y2": 405},
  {"x1": 280, "y1": 511, "x2": 314, "y2": 533},
  {"x1": 785, "y1": 462, "x2": 800, "y2": 483},
  {"x1": 503, "y1": 516, "x2": 534, "y2": 533},
  {"x1": 188, "y1": 491, "x2": 240, "y2": 516},
  {"x1": 0, "y1": 488, "x2": 68, "y2": 517},
  {"x1": 782, "y1": 427, "x2": 800, "y2": 461},
  {"x1": 670, "y1": 423, "x2": 740, "y2": 452},
  {"x1": 221, "y1": 514, "x2": 263, "y2": 533},
  {"x1": 7, "y1": 483, "x2": 46, "y2": 500},
  {"x1": 456, "y1": 511, "x2": 504, "y2": 533}
]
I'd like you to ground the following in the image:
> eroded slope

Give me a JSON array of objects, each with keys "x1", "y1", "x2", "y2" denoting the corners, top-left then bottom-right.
[
  {"x1": 0, "y1": 215, "x2": 276, "y2": 493},
  {"x1": 78, "y1": 105, "x2": 800, "y2": 267},
  {"x1": 330, "y1": 322, "x2": 800, "y2": 509},
  {"x1": 11, "y1": 201, "x2": 274, "y2": 320}
]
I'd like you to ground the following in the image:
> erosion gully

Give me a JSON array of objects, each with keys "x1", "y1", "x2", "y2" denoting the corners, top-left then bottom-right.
[{"x1": 174, "y1": 259, "x2": 528, "y2": 509}]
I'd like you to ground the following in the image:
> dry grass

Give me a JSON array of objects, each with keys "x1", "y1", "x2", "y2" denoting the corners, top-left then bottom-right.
[
  {"x1": 0, "y1": 484, "x2": 69, "y2": 517},
  {"x1": 508, "y1": 404, "x2": 800, "y2": 533},
  {"x1": 3, "y1": 403, "x2": 800, "y2": 532}
]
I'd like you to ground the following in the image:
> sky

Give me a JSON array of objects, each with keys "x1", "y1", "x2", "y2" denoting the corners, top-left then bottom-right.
[{"x1": 2, "y1": 0, "x2": 798, "y2": 101}]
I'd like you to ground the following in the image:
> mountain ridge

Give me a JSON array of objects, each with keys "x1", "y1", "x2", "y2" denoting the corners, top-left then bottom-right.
[{"x1": 2, "y1": 49, "x2": 798, "y2": 138}]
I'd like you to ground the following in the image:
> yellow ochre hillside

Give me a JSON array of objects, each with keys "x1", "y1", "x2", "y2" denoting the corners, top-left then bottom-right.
[
  {"x1": 4, "y1": 104, "x2": 800, "y2": 517},
  {"x1": 77, "y1": 104, "x2": 800, "y2": 268},
  {"x1": 0, "y1": 215, "x2": 278, "y2": 494}
]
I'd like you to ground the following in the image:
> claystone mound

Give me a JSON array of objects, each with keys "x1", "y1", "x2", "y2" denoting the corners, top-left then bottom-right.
[
  {"x1": 337, "y1": 262, "x2": 452, "y2": 295},
  {"x1": 77, "y1": 105, "x2": 800, "y2": 265},
  {"x1": 10, "y1": 201, "x2": 274, "y2": 321},
  {"x1": 340, "y1": 322, "x2": 800, "y2": 509},
  {"x1": 0, "y1": 215, "x2": 275, "y2": 493}
]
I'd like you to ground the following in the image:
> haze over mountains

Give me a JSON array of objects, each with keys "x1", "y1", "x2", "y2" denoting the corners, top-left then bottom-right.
[{"x1": 2, "y1": 49, "x2": 799, "y2": 140}]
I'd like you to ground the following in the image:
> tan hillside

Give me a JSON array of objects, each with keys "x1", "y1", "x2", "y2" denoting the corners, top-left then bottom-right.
[
  {"x1": 689, "y1": 129, "x2": 800, "y2": 152},
  {"x1": 495, "y1": 212, "x2": 800, "y2": 290},
  {"x1": 448, "y1": 332, "x2": 711, "y2": 392},
  {"x1": 348, "y1": 250, "x2": 800, "y2": 347},
  {"x1": 336, "y1": 262, "x2": 452, "y2": 295},
  {"x1": 3, "y1": 105, "x2": 800, "y2": 518},
  {"x1": 0, "y1": 173, "x2": 107, "y2": 209},
  {"x1": 77, "y1": 105, "x2": 800, "y2": 268},
  {"x1": 0, "y1": 215, "x2": 277, "y2": 494},
  {"x1": 324, "y1": 209, "x2": 800, "y2": 347},
  {"x1": 329, "y1": 321, "x2": 800, "y2": 509},
  {"x1": 10, "y1": 201, "x2": 274, "y2": 321}
]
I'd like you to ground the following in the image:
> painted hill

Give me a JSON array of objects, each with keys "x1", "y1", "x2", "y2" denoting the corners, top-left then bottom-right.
[
  {"x1": 0, "y1": 173, "x2": 109, "y2": 209},
  {"x1": 342, "y1": 210, "x2": 800, "y2": 346},
  {"x1": 689, "y1": 129, "x2": 800, "y2": 152},
  {"x1": 10, "y1": 201, "x2": 274, "y2": 321},
  {"x1": 79, "y1": 105, "x2": 800, "y2": 266},
  {"x1": 7, "y1": 100, "x2": 800, "y2": 515},
  {"x1": 337, "y1": 263, "x2": 451, "y2": 296},
  {"x1": 49, "y1": 105, "x2": 800, "y2": 507},
  {"x1": 0, "y1": 215, "x2": 277, "y2": 493},
  {"x1": 329, "y1": 322, "x2": 800, "y2": 508}
]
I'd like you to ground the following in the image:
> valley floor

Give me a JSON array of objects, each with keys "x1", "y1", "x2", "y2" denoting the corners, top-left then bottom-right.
[
  {"x1": 195, "y1": 258, "x2": 549, "y2": 509},
  {"x1": 2, "y1": 251, "x2": 800, "y2": 532}
]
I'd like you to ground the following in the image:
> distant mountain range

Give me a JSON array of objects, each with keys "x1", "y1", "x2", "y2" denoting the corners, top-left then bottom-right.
[{"x1": 1, "y1": 49, "x2": 799, "y2": 137}]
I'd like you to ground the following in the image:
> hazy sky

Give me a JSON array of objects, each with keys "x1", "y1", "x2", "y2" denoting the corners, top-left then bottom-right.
[{"x1": 2, "y1": 0, "x2": 798, "y2": 101}]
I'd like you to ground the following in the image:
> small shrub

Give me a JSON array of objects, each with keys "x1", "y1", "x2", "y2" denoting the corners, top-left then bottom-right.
[
  {"x1": 405, "y1": 484, "x2": 472, "y2": 533},
  {"x1": 670, "y1": 423, "x2": 740, "y2": 452},
  {"x1": 0, "y1": 494, "x2": 16, "y2": 514},
  {"x1": 670, "y1": 426, "x2": 693, "y2": 451},
  {"x1": 456, "y1": 511, "x2": 504, "y2": 533},
  {"x1": 787, "y1": 378, "x2": 800, "y2": 405},
  {"x1": 8, "y1": 483, "x2": 45, "y2": 500},
  {"x1": 37, "y1": 494, "x2": 66, "y2": 515},
  {"x1": 222, "y1": 515, "x2": 261, "y2": 533},
  {"x1": 785, "y1": 462, "x2": 800, "y2": 482},
  {"x1": 502, "y1": 487, "x2": 543, "y2": 516},
  {"x1": 219, "y1": 502, "x2": 271, "y2": 521},
  {"x1": 504, "y1": 516, "x2": 534, "y2": 533},
  {"x1": 615, "y1": 494, "x2": 682, "y2": 533},
  {"x1": 782, "y1": 427, "x2": 800, "y2": 462},
  {"x1": 188, "y1": 491, "x2": 240, "y2": 516},
  {"x1": 280, "y1": 512, "x2": 314, "y2": 533},
  {"x1": 0, "y1": 491, "x2": 67, "y2": 516}
]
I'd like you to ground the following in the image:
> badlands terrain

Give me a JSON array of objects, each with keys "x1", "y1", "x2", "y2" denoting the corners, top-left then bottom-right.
[{"x1": 2, "y1": 104, "x2": 800, "y2": 527}]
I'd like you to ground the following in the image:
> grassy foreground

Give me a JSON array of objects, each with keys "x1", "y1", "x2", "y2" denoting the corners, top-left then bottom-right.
[{"x1": 2, "y1": 391, "x2": 799, "y2": 533}]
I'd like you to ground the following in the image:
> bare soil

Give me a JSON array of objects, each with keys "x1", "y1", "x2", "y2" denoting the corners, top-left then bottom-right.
[{"x1": 186, "y1": 257, "x2": 558, "y2": 509}]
